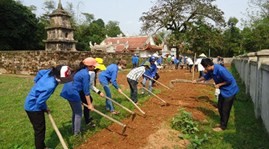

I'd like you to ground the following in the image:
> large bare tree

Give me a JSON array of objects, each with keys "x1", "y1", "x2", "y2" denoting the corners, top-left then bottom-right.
[{"x1": 140, "y1": 0, "x2": 225, "y2": 57}]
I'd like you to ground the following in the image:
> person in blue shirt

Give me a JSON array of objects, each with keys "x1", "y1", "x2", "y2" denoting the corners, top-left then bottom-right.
[
  {"x1": 131, "y1": 54, "x2": 139, "y2": 68},
  {"x1": 193, "y1": 58, "x2": 239, "y2": 132},
  {"x1": 24, "y1": 65, "x2": 71, "y2": 149},
  {"x1": 98, "y1": 59, "x2": 127, "y2": 115},
  {"x1": 142, "y1": 56, "x2": 158, "y2": 93},
  {"x1": 60, "y1": 57, "x2": 97, "y2": 135}
]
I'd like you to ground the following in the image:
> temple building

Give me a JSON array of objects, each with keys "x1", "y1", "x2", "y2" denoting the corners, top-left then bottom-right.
[
  {"x1": 90, "y1": 35, "x2": 163, "y2": 58},
  {"x1": 43, "y1": 0, "x2": 77, "y2": 51}
]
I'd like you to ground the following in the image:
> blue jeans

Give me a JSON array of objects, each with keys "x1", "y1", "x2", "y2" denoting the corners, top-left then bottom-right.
[
  {"x1": 103, "y1": 85, "x2": 115, "y2": 112},
  {"x1": 142, "y1": 77, "x2": 153, "y2": 92},
  {"x1": 68, "y1": 101, "x2": 82, "y2": 135}
]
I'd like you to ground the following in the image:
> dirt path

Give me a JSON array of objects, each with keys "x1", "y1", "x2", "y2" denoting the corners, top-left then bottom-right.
[{"x1": 77, "y1": 68, "x2": 216, "y2": 149}]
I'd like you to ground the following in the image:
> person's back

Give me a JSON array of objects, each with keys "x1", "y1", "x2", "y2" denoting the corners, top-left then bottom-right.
[
  {"x1": 99, "y1": 64, "x2": 118, "y2": 82},
  {"x1": 25, "y1": 69, "x2": 57, "y2": 111}
]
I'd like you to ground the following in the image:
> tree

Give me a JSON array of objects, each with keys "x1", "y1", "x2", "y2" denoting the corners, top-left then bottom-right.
[
  {"x1": 0, "y1": 0, "x2": 43, "y2": 50},
  {"x1": 183, "y1": 19, "x2": 223, "y2": 56},
  {"x1": 222, "y1": 17, "x2": 242, "y2": 56},
  {"x1": 105, "y1": 21, "x2": 123, "y2": 37},
  {"x1": 140, "y1": 0, "x2": 225, "y2": 58}
]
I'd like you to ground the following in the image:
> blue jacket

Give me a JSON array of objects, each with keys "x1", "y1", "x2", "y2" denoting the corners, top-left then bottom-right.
[
  {"x1": 174, "y1": 58, "x2": 179, "y2": 64},
  {"x1": 144, "y1": 63, "x2": 157, "y2": 78},
  {"x1": 204, "y1": 64, "x2": 239, "y2": 98},
  {"x1": 98, "y1": 64, "x2": 119, "y2": 89},
  {"x1": 131, "y1": 56, "x2": 136, "y2": 64},
  {"x1": 24, "y1": 69, "x2": 58, "y2": 111},
  {"x1": 60, "y1": 68, "x2": 90, "y2": 102}
]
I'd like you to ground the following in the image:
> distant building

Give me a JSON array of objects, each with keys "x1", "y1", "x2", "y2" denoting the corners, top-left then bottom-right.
[
  {"x1": 90, "y1": 35, "x2": 163, "y2": 58},
  {"x1": 43, "y1": 0, "x2": 77, "y2": 51}
]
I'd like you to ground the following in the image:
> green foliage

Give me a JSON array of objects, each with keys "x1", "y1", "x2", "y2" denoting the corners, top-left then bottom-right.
[
  {"x1": 171, "y1": 109, "x2": 208, "y2": 148},
  {"x1": 140, "y1": 0, "x2": 225, "y2": 58},
  {"x1": 171, "y1": 109, "x2": 199, "y2": 134},
  {"x1": 105, "y1": 21, "x2": 124, "y2": 37},
  {"x1": 0, "y1": 73, "x2": 151, "y2": 148},
  {"x1": 0, "y1": 0, "x2": 44, "y2": 50}
]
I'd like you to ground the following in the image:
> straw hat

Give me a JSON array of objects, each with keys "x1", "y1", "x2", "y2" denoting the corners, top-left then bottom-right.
[{"x1": 198, "y1": 53, "x2": 207, "y2": 58}]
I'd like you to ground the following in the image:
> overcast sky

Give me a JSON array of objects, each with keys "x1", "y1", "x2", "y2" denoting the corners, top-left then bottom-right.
[{"x1": 21, "y1": 0, "x2": 250, "y2": 36}]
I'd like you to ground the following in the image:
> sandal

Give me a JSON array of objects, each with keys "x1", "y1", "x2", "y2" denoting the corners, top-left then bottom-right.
[{"x1": 110, "y1": 111, "x2": 120, "y2": 115}]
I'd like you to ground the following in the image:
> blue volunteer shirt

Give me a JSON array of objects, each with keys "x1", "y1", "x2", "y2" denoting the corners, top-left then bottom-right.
[
  {"x1": 204, "y1": 64, "x2": 239, "y2": 98},
  {"x1": 144, "y1": 63, "x2": 157, "y2": 78},
  {"x1": 24, "y1": 69, "x2": 58, "y2": 111},
  {"x1": 98, "y1": 64, "x2": 119, "y2": 89},
  {"x1": 132, "y1": 56, "x2": 137, "y2": 64},
  {"x1": 60, "y1": 68, "x2": 90, "y2": 102}
]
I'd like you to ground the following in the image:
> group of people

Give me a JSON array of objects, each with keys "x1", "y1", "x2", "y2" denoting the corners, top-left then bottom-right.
[
  {"x1": 24, "y1": 53, "x2": 238, "y2": 149},
  {"x1": 24, "y1": 57, "x2": 127, "y2": 149}
]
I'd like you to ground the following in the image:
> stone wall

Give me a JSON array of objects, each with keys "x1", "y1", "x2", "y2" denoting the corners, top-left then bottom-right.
[
  {"x1": 0, "y1": 51, "x2": 133, "y2": 75},
  {"x1": 233, "y1": 49, "x2": 269, "y2": 134}
]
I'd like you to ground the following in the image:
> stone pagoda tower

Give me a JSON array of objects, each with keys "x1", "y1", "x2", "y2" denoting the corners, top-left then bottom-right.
[{"x1": 43, "y1": 0, "x2": 77, "y2": 51}]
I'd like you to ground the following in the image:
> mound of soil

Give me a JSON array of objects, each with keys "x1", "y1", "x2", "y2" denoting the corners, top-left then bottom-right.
[{"x1": 77, "y1": 68, "x2": 216, "y2": 149}]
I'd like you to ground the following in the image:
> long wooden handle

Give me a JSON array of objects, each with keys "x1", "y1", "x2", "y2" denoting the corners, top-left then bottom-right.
[
  {"x1": 120, "y1": 92, "x2": 146, "y2": 115},
  {"x1": 103, "y1": 96, "x2": 134, "y2": 114},
  {"x1": 47, "y1": 113, "x2": 68, "y2": 149},
  {"x1": 82, "y1": 103, "x2": 126, "y2": 128},
  {"x1": 142, "y1": 87, "x2": 167, "y2": 104},
  {"x1": 143, "y1": 74, "x2": 171, "y2": 90}
]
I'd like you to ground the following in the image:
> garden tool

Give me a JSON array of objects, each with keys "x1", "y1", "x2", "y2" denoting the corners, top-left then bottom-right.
[
  {"x1": 82, "y1": 103, "x2": 127, "y2": 134},
  {"x1": 141, "y1": 86, "x2": 168, "y2": 106},
  {"x1": 119, "y1": 91, "x2": 146, "y2": 115},
  {"x1": 103, "y1": 95, "x2": 136, "y2": 121},
  {"x1": 143, "y1": 74, "x2": 171, "y2": 90},
  {"x1": 169, "y1": 79, "x2": 215, "y2": 88},
  {"x1": 47, "y1": 112, "x2": 68, "y2": 149}
]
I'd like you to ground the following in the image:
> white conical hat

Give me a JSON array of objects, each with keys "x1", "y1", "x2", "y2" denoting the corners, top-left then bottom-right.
[{"x1": 198, "y1": 53, "x2": 207, "y2": 58}]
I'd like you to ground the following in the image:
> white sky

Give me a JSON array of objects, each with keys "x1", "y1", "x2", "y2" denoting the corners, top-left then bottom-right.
[{"x1": 21, "y1": 0, "x2": 250, "y2": 36}]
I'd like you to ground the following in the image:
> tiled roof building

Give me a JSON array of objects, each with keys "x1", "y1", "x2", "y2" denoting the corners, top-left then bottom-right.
[{"x1": 90, "y1": 35, "x2": 163, "y2": 57}]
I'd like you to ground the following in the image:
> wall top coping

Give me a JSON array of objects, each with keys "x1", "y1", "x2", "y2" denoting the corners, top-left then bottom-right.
[{"x1": 247, "y1": 49, "x2": 269, "y2": 57}]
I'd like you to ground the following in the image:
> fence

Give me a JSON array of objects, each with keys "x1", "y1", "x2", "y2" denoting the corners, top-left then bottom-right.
[{"x1": 233, "y1": 49, "x2": 269, "y2": 134}]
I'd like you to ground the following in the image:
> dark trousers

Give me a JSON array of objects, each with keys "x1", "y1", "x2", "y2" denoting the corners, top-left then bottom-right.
[
  {"x1": 26, "y1": 111, "x2": 46, "y2": 149},
  {"x1": 80, "y1": 91, "x2": 93, "y2": 124},
  {"x1": 132, "y1": 63, "x2": 138, "y2": 68},
  {"x1": 218, "y1": 94, "x2": 236, "y2": 129},
  {"x1": 152, "y1": 73, "x2": 160, "y2": 85},
  {"x1": 127, "y1": 78, "x2": 138, "y2": 103}
]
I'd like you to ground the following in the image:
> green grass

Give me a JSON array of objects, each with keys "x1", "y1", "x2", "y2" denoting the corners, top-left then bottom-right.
[
  {"x1": 171, "y1": 65, "x2": 269, "y2": 149},
  {"x1": 0, "y1": 74, "x2": 152, "y2": 149}
]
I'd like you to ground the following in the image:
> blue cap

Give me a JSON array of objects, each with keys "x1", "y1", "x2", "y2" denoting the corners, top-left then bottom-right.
[{"x1": 149, "y1": 56, "x2": 156, "y2": 62}]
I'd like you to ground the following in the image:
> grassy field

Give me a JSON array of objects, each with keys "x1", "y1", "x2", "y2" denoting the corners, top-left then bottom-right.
[
  {"x1": 0, "y1": 74, "x2": 150, "y2": 149},
  {"x1": 173, "y1": 65, "x2": 269, "y2": 149},
  {"x1": 1, "y1": 65, "x2": 269, "y2": 149}
]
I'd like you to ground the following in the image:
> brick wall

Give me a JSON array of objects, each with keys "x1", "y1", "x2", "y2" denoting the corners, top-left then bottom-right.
[{"x1": 0, "y1": 51, "x2": 133, "y2": 75}]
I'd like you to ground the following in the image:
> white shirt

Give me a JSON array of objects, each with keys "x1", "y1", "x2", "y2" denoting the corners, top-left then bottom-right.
[
  {"x1": 127, "y1": 66, "x2": 146, "y2": 81},
  {"x1": 89, "y1": 71, "x2": 100, "y2": 93},
  {"x1": 195, "y1": 58, "x2": 204, "y2": 71},
  {"x1": 187, "y1": 58, "x2": 193, "y2": 65}
]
